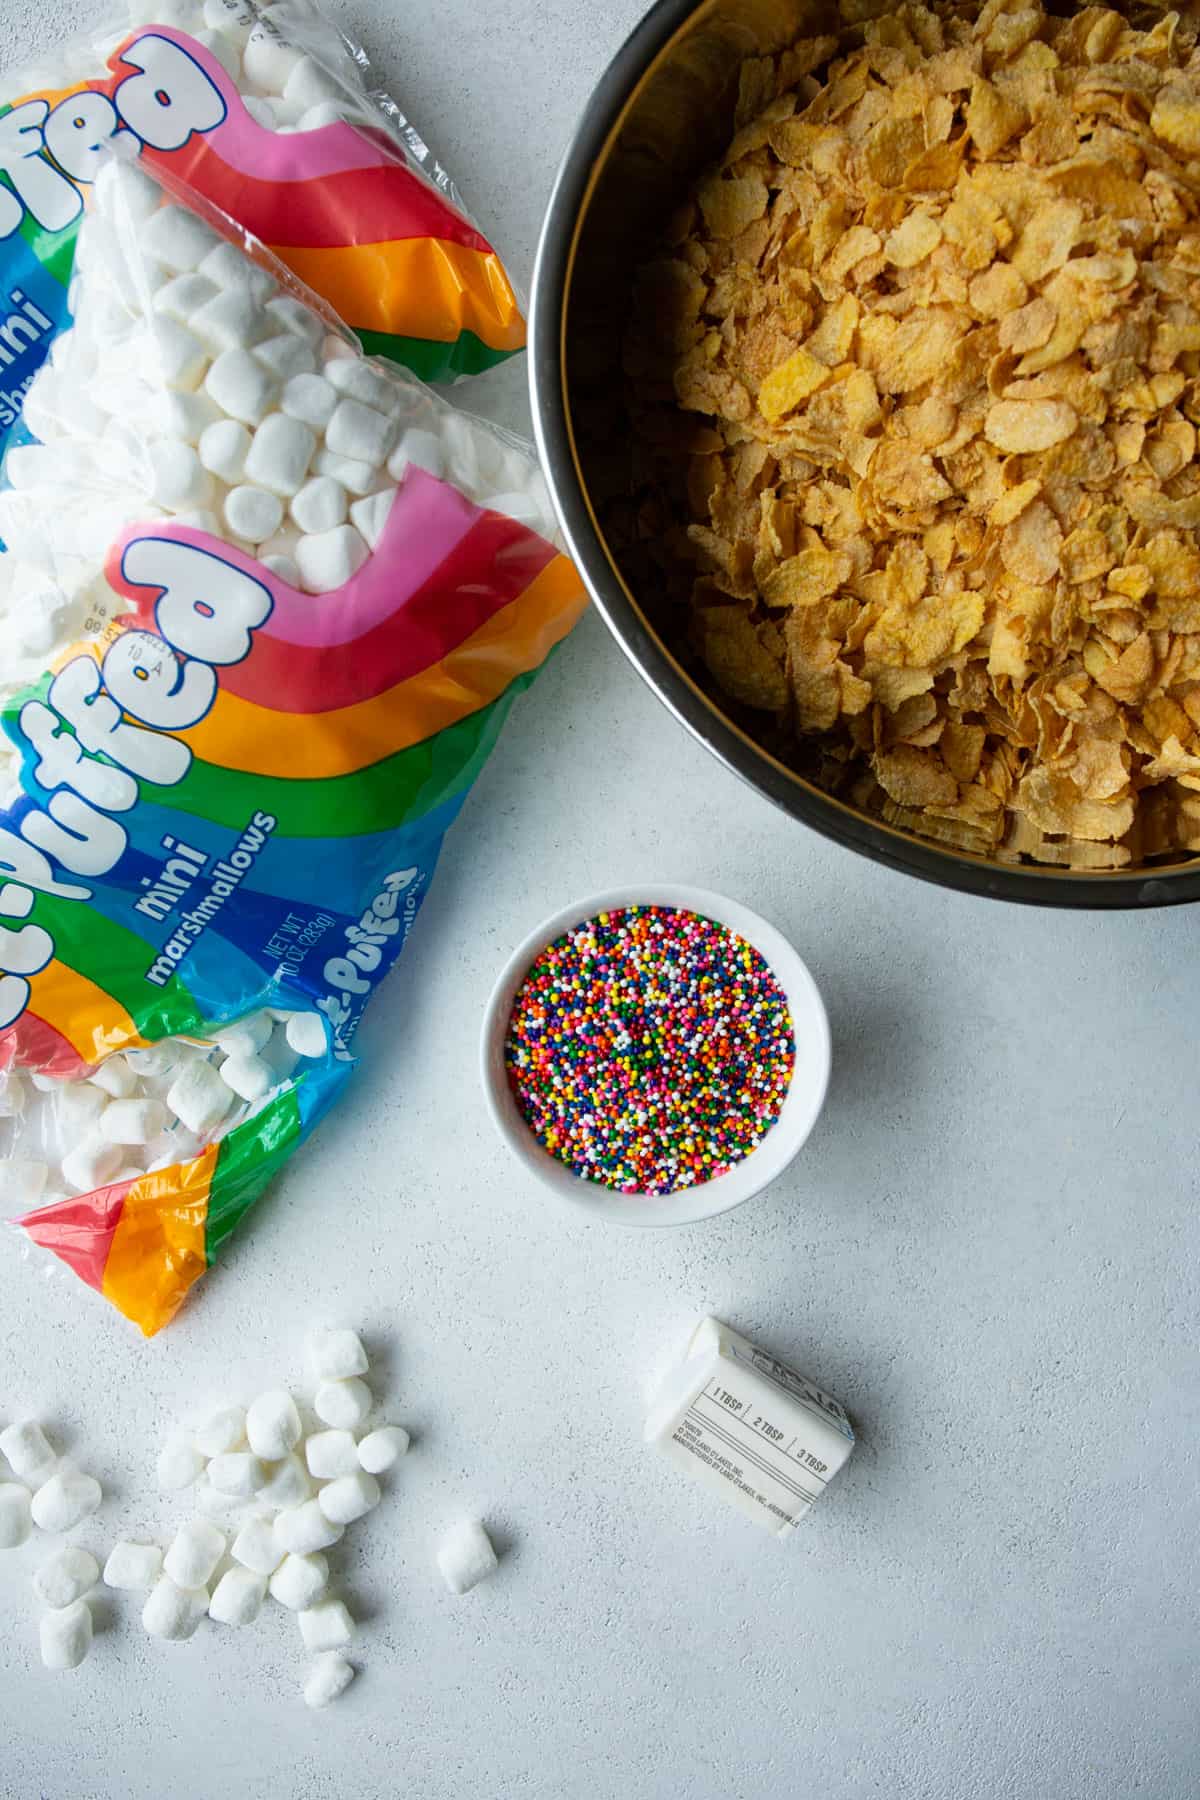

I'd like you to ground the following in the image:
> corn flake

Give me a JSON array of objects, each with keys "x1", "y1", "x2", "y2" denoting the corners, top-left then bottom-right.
[{"x1": 984, "y1": 398, "x2": 1076, "y2": 452}]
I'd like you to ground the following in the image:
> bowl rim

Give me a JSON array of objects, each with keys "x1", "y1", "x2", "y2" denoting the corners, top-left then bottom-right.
[
  {"x1": 528, "y1": 0, "x2": 1200, "y2": 911},
  {"x1": 478, "y1": 884, "x2": 832, "y2": 1227}
]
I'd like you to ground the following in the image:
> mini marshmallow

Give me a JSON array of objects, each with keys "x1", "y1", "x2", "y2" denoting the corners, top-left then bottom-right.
[
  {"x1": 219, "y1": 1052, "x2": 274, "y2": 1102},
  {"x1": 243, "y1": 20, "x2": 303, "y2": 89},
  {"x1": 143, "y1": 206, "x2": 220, "y2": 274},
  {"x1": 207, "y1": 1453, "x2": 267, "y2": 1498},
  {"x1": 154, "y1": 272, "x2": 219, "y2": 326},
  {"x1": 243, "y1": 94, "x2": 279, "y2": 130},
  {"x1": 313, "y1": 448, "x2": 379, "y2": 496},
  {"x1": 326, "y1": 358, "x2": 399, "y2": 413},
  {"x1": 274, "y1": 1501, "x2": 344, "y2": 1556},
  {"x1": 57, "y1": 1083, "x2": 108, "y2": 1136},
  {"x1": 151, "y1": 319, "x2": 209, "y2": 392},
  {"x1": 199, "y1": 243, "x2": 276, "y2": 306},
  {"x1": 437, "y1": 1519, "x2": 499, "y2": 1595},
  {"x1": 358, "y1": 1426, "x2": 410, "y2": 1474},
  {"x1": 304, "y1": 1430, "x2": 359, "y2": 1481},
  {"x1": 194, "y1": 1482, "x2": 251, "y2": 1523},
  {"x1": 196, "y1": 26, "x2": 242, "y2": 80},
  {"x1": 291, "y1": 476, "x2": 347, "y2": 535},
  {"x1": 34, "y1": 1545, "x2": 99, "y2": 1609},
  {"x1": 103, "y1": 1540, "x2": 163, "y2": 1590},
  {"x1": 267, "y1": 296, "x2": 324, "y2": 347},
  {"x1": 195, "y1": 1407, "x2": 247, "y2": 1459},
  {"x1": 388, "y1": 428, "x2": 444, "y2": 483},
  {"x1": 93, "y1": 158, "x2": 160, "y2": 225},
  {"x1": 225, "y1": 485, "x2": 284, "y2": 544},
  {"x1": 255, "y1": 335, "x2": 317, "y2": 381},
  {"x1": 150, "y1": 438, "x2": 215, "y2": 511},
  {"x1": 192, "y1": 288, "x2": 271, "y2": 355},
  {"x1": 157, "y1": 1436, "x2": 206, "y2": 1492},
  {"x1": 256, "y1": 1454, "x2": 312, "y2": 1512},
  {"x1": 282, "y1": 373, "x2": 338, "y2": 431},
  {"x1": 243, "y1": 418, "x2": 318, "y2": 507},
  {"x1": 326, "y1": 398, "x2": 397, "y2": 466},
  {"x1": 246, "y1": 1391, "x2": 302, "y2": 1462},
  {"x1": 99, "y1": 1099, "x2": 167, "y2": 1146},
  {"x1": 211, "y1": 1011, "x2": 273, "y2": 1058},
  {"x1": 283, "y1": 56, "x2": 345, "y2": 114},
  {"x1": 296, "y1": 525, "x2": 368, "y2": 594},
  {"x1": 158, "y1": 390, "x2": 224, "y2": 444},
  {"x1": 231, "y1": 1515, "x2": 284, "y2": 1577},
  {"x1": 285, "y1": 1013, "x2": 328, "y2": 1058},
  {"x1": 308, "y1": 1329, "x2": 369, "y2": 1383},
  {"x1": 143, "y1": 1576, "x2": 208, "y2": 1641},
  {"x1": 209, "y1": 1566, "x2": 267, "y2": 1626},
  {"x1": 205, "y1": 349, "x2": 277, "y2": 426},
  {"x1": 0, "y1": 1483, "x2": 32, "y2": 1548},
  {"x1": 40, "y1": 1599, "x2": 92, "y2": 1670},
  {"x1": 440, "y1": 412, "x2": 490, "y2": 491},
  {"x1": 0, "y1": 1420, "x2": 56, "y2": 1484},
  {"x1": 88, "y1": 1056, "x2": 137, "y2": 1099},
  {"x1": 269, "y1": 1551, "x2": 328, "y2": 1611},
  {"x1": 31, "y1": 1466, "x2": 102, "y2": 1534},
  {"x1": 298, "y1": 1598, "x2": 353, "y2": 1652},
  {"x1": 61, "y1": 1138, "x2": 122, "y2": 1194},
  {"x1": 318, "y1": 1472, "x2": 380, "y2": 1526},
  {"x1": 199, "y1": 419, "x2": 252, "y2": 484},
  {"x1": 263, "y1": 553, "x2": 301, "y2": 586},
  {"x1": 164, "y1": 1520, "x2": 226, "y2": 1589},
  {"x1": 167, "y1": 1060, "x2": 235, "y2": 1137},
  {"x1": 313, "y1": 1379, "x2": 372, "y2": 1431},
  {"x1": 304, "y1": 1653, "x2": 355, "y2": 1708},
  {"x1": 349, "y1": 489, "x2": 395, "y2": 551}
]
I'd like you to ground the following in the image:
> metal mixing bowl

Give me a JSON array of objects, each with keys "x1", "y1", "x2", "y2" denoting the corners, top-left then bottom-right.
[{"x1": 529, "y1": 0, "x2": 1200, "y2": 908}]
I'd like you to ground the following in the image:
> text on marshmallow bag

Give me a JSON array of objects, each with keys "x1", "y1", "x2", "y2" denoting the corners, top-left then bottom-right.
[
  {"x1": 0, "y1": 33, "x2": 224, "y2": 238},
  {"x1": 0, "y1": 536, "x2": 271, "y2": 1030}
]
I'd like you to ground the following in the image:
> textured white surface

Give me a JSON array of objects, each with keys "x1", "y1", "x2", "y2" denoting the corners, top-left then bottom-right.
[{"x1": 1, "y1": 3, "x2": 1199, "y2": 1797}]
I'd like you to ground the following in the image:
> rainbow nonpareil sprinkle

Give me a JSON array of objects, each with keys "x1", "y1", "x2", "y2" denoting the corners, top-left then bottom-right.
[{"x1": 504, "y1": 906, "x2": 795, "y2": 1196}]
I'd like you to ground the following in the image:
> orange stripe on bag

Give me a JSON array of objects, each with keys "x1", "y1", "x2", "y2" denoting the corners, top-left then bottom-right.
[
  {"x1": 101, "y1": 1148, "x2": 218, "y2": 1337},
  {"x1": 270, "y1": 238, "x2": 525, "y2": 352}
]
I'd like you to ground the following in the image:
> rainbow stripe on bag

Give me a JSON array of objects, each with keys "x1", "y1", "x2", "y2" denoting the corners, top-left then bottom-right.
[
  {"x1": 12, "y1": 472, "x2": 586, "y2": 1334},
  {"x1": 0, "y1": 21, "x2": 523, "y2": 450},
  {"x1": 119, "y1": 29, "x2": 525, "y2": 380}
]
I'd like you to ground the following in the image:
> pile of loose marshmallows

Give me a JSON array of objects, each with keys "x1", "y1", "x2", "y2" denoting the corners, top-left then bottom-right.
[
  {"x1": 1, "y1": 1005, "x2": 325, "y2": 1218},
  {"x1": 1, "y1": 1327, "x2": 500, "y2": 1705}
]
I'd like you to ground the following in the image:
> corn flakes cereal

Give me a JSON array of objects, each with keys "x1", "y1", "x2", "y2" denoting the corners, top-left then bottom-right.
[{"x1": 625, "y1": 0, "x2": 1200, "y2": 871}]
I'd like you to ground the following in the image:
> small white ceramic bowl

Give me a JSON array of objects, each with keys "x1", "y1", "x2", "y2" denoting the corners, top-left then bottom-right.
[{"x1": 480, "y1": 884, "x2": 831, "y2": 1226}]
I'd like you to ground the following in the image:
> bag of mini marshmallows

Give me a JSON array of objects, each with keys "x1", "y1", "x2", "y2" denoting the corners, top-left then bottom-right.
[
  {"x1": 0, "y1": 0, "x2": 524, "y2": 469},
  {"x1": 0, "y1": 154, "x2": 585, "y2": 1335}
]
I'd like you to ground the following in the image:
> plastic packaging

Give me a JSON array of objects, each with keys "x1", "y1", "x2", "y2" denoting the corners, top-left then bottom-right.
[
  {"x1": 0, "y1": 157, "x2": 585, "y2": 1335},
  {"x1": 0, "y1": 0, "x2": 524, "y2": 471}
]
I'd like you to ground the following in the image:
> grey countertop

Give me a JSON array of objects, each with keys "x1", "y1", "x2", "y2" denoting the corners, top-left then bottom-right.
[{"x1": 1, "y1": 3, "x2": 1197, "y2": 1797}]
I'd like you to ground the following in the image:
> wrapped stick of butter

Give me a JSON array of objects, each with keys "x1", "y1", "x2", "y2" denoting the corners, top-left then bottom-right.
[{"x1": 645, "y1": 1317, "x2": 854, "y2": 1537}]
